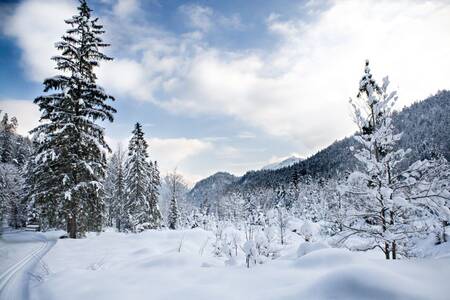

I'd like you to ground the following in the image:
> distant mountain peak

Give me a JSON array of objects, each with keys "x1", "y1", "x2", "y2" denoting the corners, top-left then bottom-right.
[{"x1": 262, "y1": 156, "x2": 303, "y2": 171}]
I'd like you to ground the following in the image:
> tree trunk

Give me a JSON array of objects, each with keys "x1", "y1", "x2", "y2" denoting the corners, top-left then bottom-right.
[
  {"x1": 384, "y1": 242, "x2": 390, "y2": 259},
  {"x1": 67, "y1": 214, "x2": 77, "y2": 238},
  {"x1": 443, "y1": 221, "x2": 448, "y2": 243},
  {"x1": 392, "y1": 241, "x2": 397, "y2": 259}
]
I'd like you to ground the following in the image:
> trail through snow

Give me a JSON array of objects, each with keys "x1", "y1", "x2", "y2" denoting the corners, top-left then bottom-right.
[{"x1": 0, "y1": 231, "x2": 59, "y2": 300}]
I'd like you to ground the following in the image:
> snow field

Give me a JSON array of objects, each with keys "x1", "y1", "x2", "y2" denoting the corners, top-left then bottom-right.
[{"x1": 29, "y1": 228, "x2": 450, "y2": 300}]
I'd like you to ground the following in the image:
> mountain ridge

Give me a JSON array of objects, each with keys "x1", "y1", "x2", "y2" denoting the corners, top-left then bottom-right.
[{"x1": 188, "y1": 90, "x2": 450, "y2": 204}]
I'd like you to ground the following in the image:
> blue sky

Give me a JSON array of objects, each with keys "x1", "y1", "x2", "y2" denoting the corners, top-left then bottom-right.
[{"x1": 1, "y1": 0, "x2": 450, "y2": 183}]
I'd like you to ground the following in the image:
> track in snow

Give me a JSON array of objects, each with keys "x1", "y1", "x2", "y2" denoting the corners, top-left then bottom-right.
[{"x1": 0, "y1": 237, "x2": 55, "y2": 300}]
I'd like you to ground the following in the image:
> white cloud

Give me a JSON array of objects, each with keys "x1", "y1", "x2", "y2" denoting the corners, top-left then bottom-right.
[
  {"x1": 0, "y1": 99, "x2": 40, "y2": 136},
  {"x1": 113, "y1": 0, "x2": 139, "y2": 18},
  {"x1": 3, "y1": 0, "x2": 76, "y2": 81},
  {"x1": 178, "y1": 4, "x2": 243, "y2": 32},
  {"x1": 159, "y1": 0, "x2": 450, "y2": 155},
  {"x1": 150, "y1": 137, "x2": 214, "y2": 184},
  {"x1": 179, "y1": 4, "x2": 214, "y2": 32},
  {"x1": 98, "y1": 58, "x2": 155, "y2": 101},
  {"x1": 151, "y1": 137, "x2": 212, "y2": 166}
]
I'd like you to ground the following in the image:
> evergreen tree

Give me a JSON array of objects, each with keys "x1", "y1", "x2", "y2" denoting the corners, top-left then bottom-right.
[
  {"x1": 166, "y1": 170, "x2": 183, "y2": 229},
  {"x1": 124, "y1": 123, "x2": 161, "y2": 231},
  {"x1": 343, "y1": 60, "x2": 450, "y2": 258},
  {"x1": 148, "y1": 161, "x2": 162, "y2": 228},
  {"x1": 104, "y1": 146, "x2": 126, "y2": 230},
  {"x1": 30, "y1": 0, "x2": 115, "y2": 238},
  {"x1": 168, "y1": 194, "x2": 179, "y2": 230},
  {"x1": 0, "y1": 163, "x2": 26, "y2": 229},
  {"x1": 0, "y1": 113, "x2": 18, "y2": 164}
]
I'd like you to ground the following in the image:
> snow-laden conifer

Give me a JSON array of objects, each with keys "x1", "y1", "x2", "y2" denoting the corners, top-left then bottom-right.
[
  {"x1": 30, "y1": 0, "x2": 115, "y2": 238},
  {"x1": 343, "y1": 60, "x2": 450, "y2": 258},
  {"x1": 124, "y1": 123, "x2": 161, "y2": 231},
  {"x1": 104, "y1": 146, "x2": 126, "y2": 230}
]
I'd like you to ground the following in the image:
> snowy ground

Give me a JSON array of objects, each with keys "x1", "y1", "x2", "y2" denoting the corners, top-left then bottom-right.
[
  {"x1": 22, "y1": 228, "x2": 450, "y2": 300},
  {"x1": 0, "y1": 230, "x2": 62, "y2": 300}
]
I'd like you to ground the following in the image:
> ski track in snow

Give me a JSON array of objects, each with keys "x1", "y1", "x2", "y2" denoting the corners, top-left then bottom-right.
[{"x1": 0, "y1": 234, "x2": 56, "y2": 300}]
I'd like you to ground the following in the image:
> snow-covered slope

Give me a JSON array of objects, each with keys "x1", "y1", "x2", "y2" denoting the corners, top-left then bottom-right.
[
  {"x1": 187, "y1": 172, "x2": 238, "y2": 206},
  {"x1": 262, "y1": 156, "x2": 303, "y2": 171}
]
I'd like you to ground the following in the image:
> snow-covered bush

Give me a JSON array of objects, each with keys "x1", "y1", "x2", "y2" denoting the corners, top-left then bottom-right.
[
  {"x1": 243, "y1": 240, "x2": 257, "y2": 268},
  {"x1": 297, "y1": 241, "x2": 329, "y2": 257},
  {"x1": 299, "y1": 221, "x2": 320, "y2": 242}
]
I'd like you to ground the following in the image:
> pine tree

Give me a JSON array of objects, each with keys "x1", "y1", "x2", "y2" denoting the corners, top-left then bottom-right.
[
  {"x1": 168, "y1": 195, "x2": 179, "y2": 230},
  {"x1": 0, "y1": 113, "x2": 18, "y2": 164},
  {"x1": 148, "y1": 161, "x2": 162, "y2": 228},
  {"x1": 30, "y1": 0, "x2": 115, "y2": 238},
  {"x1": 124, "y1": 123, "x2": 161, "y2": 232},
  {"x1": 343, "y1": 60, "x2": 404, "y2": 258},
  {"x1": 0, "y1": 163, "x2": 26, "y2": 229},
  {"x1": 166, "y1": 170, "x2": 183, "y2": 229},
  {"x1": 104, "y1": 146, "x2": 126, "y2": 230},
  {"x1": 343, "y1": 60, "x2": 450, "y2": 258}
]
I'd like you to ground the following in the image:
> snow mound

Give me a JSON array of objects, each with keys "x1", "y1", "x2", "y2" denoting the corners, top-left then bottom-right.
[
  {"x1": 297, "y1": 241, "x2": 329, "y2": 257},
  {"x1": 140, "y1": 252, "x2": 197, "y2": 269},
  {"x1": 299, "y1": 265, "x2": 424, "y2": 300},
  {"x1": 295, "y1": 248, "x2": 357, "y2": 269}
]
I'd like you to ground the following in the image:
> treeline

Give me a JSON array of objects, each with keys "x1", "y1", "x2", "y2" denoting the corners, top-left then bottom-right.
[{"x1": 225, "y1": 90, "x2": 450, "y2": 192}]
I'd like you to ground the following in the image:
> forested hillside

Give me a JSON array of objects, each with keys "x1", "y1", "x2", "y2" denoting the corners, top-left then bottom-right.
[{"x1": 189, "y1": 90, "x2": 450, "y2": 202}]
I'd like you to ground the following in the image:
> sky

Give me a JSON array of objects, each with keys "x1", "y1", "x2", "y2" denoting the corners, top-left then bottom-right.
[{"x1": 1, "y1": 0, "x2": 450, "y2": 184}]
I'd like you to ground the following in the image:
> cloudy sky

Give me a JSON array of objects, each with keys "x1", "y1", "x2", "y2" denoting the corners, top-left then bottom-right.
[{"x1": 1, "y1": 0, "x2": 450, "y2": 184}]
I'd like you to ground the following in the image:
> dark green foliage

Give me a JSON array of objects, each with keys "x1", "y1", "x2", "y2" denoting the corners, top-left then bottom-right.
[{"x1": 30, "y1": 0, "x2": 115, "y2": 238}]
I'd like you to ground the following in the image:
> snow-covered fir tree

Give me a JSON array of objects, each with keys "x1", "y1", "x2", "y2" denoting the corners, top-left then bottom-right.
[
  {"x1": 165, "y1": 170, "x2": 185, "y2": 229},
  {"x1": 124, "y1": 123, "x2": 161, "y2": 232},
  {"x1": 148, "y1": 161, "x2": 162, "y2": 228},
  {"x1": 168, "y1": 195, "x2": 179, "y2": 230},
  {"x1": 104, "y1": 146, "x2": 126, "y2": 230},
  {"x1": 0, "y1": 163, "x2": 26, "y2": 229},
  {"x1": 29, "y1": 0, "x2": 115, "y2": 238},
  {"x1": 0, "y1": 113, "x2": 18, "y2": 164},
  {"x1": 343, "y1": 60, "x2": 450, "y2": 259}
]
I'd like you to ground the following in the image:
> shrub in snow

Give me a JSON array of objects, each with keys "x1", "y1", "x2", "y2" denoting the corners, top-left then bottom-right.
[
  {"x1": 299, "y1": 221, "x2": 320, "y2": 242},
  {"x1": 297, "y1": 241, "x2": 329, "y2": 258},
  {"x1": 243, "y1": 240, "x2": 257, "y2": 268}
]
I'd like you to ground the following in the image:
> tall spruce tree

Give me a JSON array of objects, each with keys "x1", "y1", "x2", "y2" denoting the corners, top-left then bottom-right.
[
  {"x1": 104, "y1": 146, "x2": 126, "y2": 230},
  {"x1": 149, "y1": 161, "x2": 162, "y2": 228},
  {"x1": 30, "y1": 0, "x2": 115, "y2": 238},
  {"x1": 124, "y1": 123, "x2": 161, "y2": 232},
  {"x1": 0, "y1": 113, "x2": 18, "y2": 164}
]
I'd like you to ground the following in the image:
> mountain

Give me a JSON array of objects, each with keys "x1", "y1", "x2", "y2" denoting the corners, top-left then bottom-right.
[
  {"x1": 187, "y1": 90, "x2": 450, "y2": 206},
  {"x1": 187, "y1": 172, "x2": 238, "y2": 208},
  {"x1": 262, "y1": 156, "x2": 303, "y2": 171}
]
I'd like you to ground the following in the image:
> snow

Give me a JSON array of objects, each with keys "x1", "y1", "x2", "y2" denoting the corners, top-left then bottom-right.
[
  {"x1": 26, "y1": 229, "x2": 450, "y2": 300},
  {"x1": 297, "y1": 241, "x2": 329, "y2": 257},
  {"x1": 262, "y1": 156, "x2": 303, "y2": 171},
  {"x1": 0, "y1": 231, "x2": 62, "y2": 300}
]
